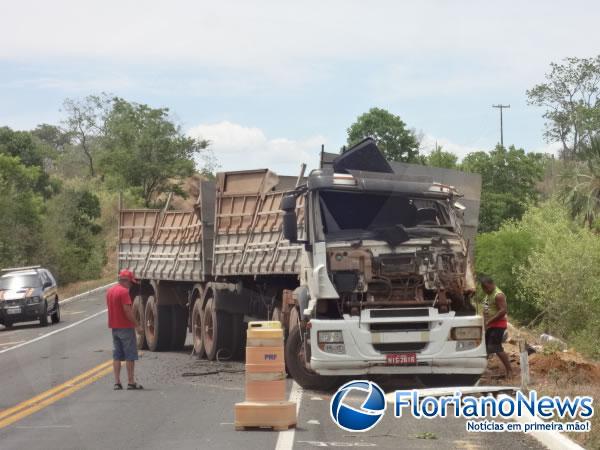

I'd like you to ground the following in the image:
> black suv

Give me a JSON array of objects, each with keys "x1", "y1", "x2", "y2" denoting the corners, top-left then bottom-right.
[{"x1": 0, "y1": 266, "x2": 61, "y2": 328}]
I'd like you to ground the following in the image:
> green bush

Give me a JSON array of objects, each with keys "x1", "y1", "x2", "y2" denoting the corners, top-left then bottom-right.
[
  {"x1": 517, "y1": 208, "x2": 600, "y2": 359},
  {"x1": 39, "y1": 181, "x2": 106, "y2": 284}
]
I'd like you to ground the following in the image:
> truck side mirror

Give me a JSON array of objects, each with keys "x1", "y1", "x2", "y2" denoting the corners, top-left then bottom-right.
[{"x1": 281, "y1": 194, "x2": 298, "y2": 243}]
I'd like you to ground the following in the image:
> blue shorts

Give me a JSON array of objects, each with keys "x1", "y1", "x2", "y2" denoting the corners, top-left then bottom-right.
[{"x1": 112, "y1": 328, "x2": 139, "y2": 361}]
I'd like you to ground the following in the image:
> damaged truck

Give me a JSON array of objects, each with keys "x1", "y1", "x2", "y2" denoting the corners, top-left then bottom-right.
[{"x1": 118, "y1": 138, "x2": 486, "y2": 389}]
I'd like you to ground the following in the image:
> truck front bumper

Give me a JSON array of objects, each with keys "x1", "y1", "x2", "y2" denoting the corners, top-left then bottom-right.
[{"x1": 309, "y1": 308, "x2": 487, "y2": 376}]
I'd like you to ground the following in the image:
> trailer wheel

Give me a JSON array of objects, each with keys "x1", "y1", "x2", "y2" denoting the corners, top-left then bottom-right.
[
  {"x1": 202, "y1": 296, "x2": 231, "y2": 361},
  {"x1": 171, "y1": 305, "x2": 187, "y2": 351},
  {"x1": 191, "y1": 300, "x2": 205, "y2": 357},
  {"x1": 145, "y1": 295, "x2": 172, "y2": 351},
  {"x1": 133, "y1": 295, "x2": 147, "y2": 350},
  {"x1": 285, "y1": 325, "x2": 341, "y2": 391}
]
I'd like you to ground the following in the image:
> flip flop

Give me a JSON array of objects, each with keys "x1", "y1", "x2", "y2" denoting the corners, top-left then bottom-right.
[
  {"x1": 114, "y1": 383, "x2": 123, "y2": 390},
  {"x1": 127, "y1": 383, "x2": 143, "y2": 390}
]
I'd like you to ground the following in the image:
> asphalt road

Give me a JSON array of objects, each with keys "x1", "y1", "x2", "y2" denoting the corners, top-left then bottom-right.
[{"x1": 0, "y1": 287, "x2": 547, "y2": 450}]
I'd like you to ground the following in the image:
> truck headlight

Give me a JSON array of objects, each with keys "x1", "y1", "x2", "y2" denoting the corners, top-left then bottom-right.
[
  {"x1": 26, "y1": 296, "x2": 41, "y2": 305},
  {"x1": 450, "y1": 326, "x2": 482, "y2": 340},
  {"x1": 456, "y1": 340, "x2": 480, "y2": 351},
  {"x1": 318, "y1": 330, "x2": 344, "y2": 343},
  {"x1": 317, "y1": 330, "x2": 345, "y2": 354}
]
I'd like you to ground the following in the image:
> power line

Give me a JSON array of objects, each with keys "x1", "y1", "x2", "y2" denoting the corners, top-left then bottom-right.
[{"x1": 492, "y1": 104, "x2": 510, "y2": 148}]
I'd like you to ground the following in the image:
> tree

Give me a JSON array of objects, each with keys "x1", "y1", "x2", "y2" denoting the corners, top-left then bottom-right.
[
  {"x1": 62, "y1": 94, "x2": 112, "y2": 176},
  {"x1": 0, "y1": 126, "x2": 55, "y2": 197},
  {"x1": 527, "y1": 56, "x2": 600, "y2": 159},
  {"x1": 0, "y1": 154, "x2": 43, "y2": 266},
  {"x1": 560, "y1": 136, "x2": 600, "y2": 228},
  {"x1": 347, "y1": 107, "x2": 420, "y2": 162},
  {"x1": 32, "y1": 124, "x2": 72, "y2": 153},
  {"x1": 424, "y1": 145, "x2": 458, "y2": 169},
  {"x1": 40, "y1": 186, "x2": 105, "y2": 283},
  {"x1": 100, "y1": 98, "x2": 209, "y2": 206},
  {"x1": 0, "y1": 126, "x2": 49, "y2": 168},
  {"x1": 461, "y1": 145, "x2": 545, "y2": 232}
]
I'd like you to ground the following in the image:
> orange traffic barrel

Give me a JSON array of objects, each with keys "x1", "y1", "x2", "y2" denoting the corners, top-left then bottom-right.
[
  {"x1": 235, "y1": 320, "x2": 296, "y2": 431},
  {"x1": 244, "y1": 321, "x2": 286, "y2": 402}
]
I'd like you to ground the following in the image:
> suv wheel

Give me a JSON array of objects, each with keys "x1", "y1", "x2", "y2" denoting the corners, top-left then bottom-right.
[
  {"x1": 51, "y1": 299, "x2": 61, "y2": 324},
  {"x1": 40, "y1": 301, "x2": 49, "y2": 326}
]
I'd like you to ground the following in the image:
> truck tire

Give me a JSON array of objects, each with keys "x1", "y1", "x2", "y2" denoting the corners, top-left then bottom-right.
[
  {"x1": 171, "y1": 305, "x2": 187, "y2": 351},
  {"x1": 191, "y1": 300, "x2": 205, "y2": 357},
  {"x1": 133, "y1": 295, "x2": 147, "y2": 350},
  {"x1": 51, "y1": 299, "x2": 61, "y2": 324},
  {"x1": 39, "y1": 301, "x2": 49, "y2": 326},
  {"x1": 145, "y1": 295, "x2": 173, "y2": 351},
  {"x1": 230, "y1": 313, "x2": 246, "y2": 360},
  {"x1": 285, "y1": 325, "x2": 341, "y2": 391},
  {"x1": 202, "y1": 296, "x2": 232, "y2": 361}
]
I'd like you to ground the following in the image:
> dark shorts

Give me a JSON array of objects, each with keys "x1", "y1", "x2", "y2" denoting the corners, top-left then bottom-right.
[
  {"x1": 112, "y1": 328, "x2": 138, "y2": 361},
  {"x1": 485, "y1": 327, "x2": 506, "y2": 354}
]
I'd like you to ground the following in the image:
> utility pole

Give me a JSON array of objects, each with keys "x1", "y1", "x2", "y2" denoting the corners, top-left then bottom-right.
[{"x1": 492, "y1": 104, "x2": 510, "y2": 148}]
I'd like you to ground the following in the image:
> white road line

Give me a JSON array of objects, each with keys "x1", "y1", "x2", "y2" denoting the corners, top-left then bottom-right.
[
  {"x1": 275, "y1": 381, "x2": 303, "y2": 450},
  {"x1": 0, "y1": 340, "x2": 26, "y2": 346},
  {"x1": 0, "y1": 309, "x2": 107, "y2": 355},
  {"x1": 59, "y1": 282, "x2": 115, "y2": 305}
]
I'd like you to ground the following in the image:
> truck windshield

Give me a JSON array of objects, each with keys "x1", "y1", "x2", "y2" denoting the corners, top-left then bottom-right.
[
  {"x1": 318, "y1": 190, "x2": 452, "y2": 240},
  {"x1": 0, "y1": 274, "x2": 42, "y2": 290}
]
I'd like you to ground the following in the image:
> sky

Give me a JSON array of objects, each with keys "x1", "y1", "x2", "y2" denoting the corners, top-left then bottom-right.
[{"x1": 1, "y1": 0, "x2": 598, "y2": 174}]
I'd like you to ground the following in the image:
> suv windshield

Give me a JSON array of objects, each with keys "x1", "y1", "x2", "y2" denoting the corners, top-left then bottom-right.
[
  {"x1": 0, "y1": 274, "x2": 42, "y2": 290},
  {"x1": 318, "y1": 190, "x2": 453, "y2": 241}
]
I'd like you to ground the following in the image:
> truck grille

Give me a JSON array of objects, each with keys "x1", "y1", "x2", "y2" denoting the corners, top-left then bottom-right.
[
  {"x1": 372, "y1": 342, "x2": 427, "y2": 353},
  {"x1": 370, "y1": 322, "x2": 429, "y2": 332},
  {"x1": 370, "y1": 308, "x2": 429, "y2": 318}
]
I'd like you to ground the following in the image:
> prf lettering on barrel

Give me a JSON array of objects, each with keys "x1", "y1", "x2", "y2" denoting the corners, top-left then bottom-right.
[{"x1": 264, "y1": 353, "x2": 278, "y2": 361}]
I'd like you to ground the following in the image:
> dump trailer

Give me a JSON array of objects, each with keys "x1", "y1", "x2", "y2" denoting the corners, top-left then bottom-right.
[{"x1": 118, "y1": 138, "x2": 486, "y2": 389}]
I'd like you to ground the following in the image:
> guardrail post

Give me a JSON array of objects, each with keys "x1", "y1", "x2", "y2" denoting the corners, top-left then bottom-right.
[{"x1": 518, "y1": 338, "x2": 530, "y2": 392}]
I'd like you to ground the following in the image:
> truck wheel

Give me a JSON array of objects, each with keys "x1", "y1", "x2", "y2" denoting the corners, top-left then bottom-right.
[
  {"x1": 285, "y1": 325, "x2": 341, "y2": 391},
  {"x1": 171, "y1": 305, "x2": 187, "y2": 351},
  {"x1": 191, "y1": 300, "x2": 205, "y2": 357},
  {"x1": 144, "y1": 295, "x2": 172, "y2": 351},
  {"x1": 2, "y1": 320, "x2": 13, "y2": 329},
  {"x1": 419, "y1": 374, "x2": 480, "y2": 387},
  {"x1": 202, "y1": 296, "x2": 231, "y2": 361},
  {"x1": 230, "y1": 313, "x2": 246, "y2": 360},
  {"x1": 133, "y1": 295, "x2": 147, "y2": 350},
  {"x1": 51, "y1": 299, "x2": 61, "y2": 324},
  {"x1": 39, "y1": 301, "x2": 49, "y2": 326}
]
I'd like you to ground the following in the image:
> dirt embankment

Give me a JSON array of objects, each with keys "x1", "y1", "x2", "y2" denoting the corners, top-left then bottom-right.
[{"x1": 482, "y1": 325, "x2": 600, "y2": 449}]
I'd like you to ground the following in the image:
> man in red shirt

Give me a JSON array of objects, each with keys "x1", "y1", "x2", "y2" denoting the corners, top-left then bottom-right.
[{"x1": 107, "y1": 269, "x2": 143, "y2": 390}]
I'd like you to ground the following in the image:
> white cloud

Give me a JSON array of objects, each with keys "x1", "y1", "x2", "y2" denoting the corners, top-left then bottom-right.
[
  {"x1": 3, "y1": 1, "x2": 599, "y2": 89},
  {"x1": 188, "y1": 121, "x2": 326, "y2": 174},
  {"x1": 420, "y1": 135, "x2": 480, "y2": 160}
]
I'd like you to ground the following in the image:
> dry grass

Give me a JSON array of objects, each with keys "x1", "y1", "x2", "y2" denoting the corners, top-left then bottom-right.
[
  {"x1": 57, "y1": 276, "x2": 114, "y2": 300},
  {"x1": 482, "y1": 325, "x2": 600, "y2": 449}
]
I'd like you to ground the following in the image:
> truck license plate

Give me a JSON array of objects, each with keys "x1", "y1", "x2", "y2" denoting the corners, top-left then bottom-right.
[
  {"x1": 386, "y1": 353, "x2": 417, "y2": 366},
  {"x1": 7, "y1": 307, "x2": 21, "y2": 315}
]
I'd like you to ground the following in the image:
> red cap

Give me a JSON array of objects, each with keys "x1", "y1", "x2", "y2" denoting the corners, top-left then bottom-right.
[{"x1": 118, "y1": 269, "x2": 139, "y2": 284}]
